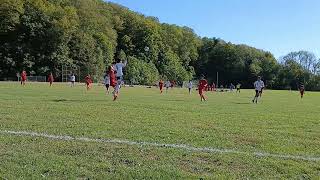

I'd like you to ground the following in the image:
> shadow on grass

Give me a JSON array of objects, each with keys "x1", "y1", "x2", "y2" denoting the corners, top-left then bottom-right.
[
  {"x1": 51, "y1": 99, "x2": 107, "y2": 103},
  {"x1": 232, "y1": 102, "x2": 251, "y2": 105}
]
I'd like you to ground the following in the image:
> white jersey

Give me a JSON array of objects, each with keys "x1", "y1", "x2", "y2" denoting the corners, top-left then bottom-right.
[
  {"x1": 254, "y1": 80, "x2": 265, "y2": 91},
  {"x1": 165, "y1": 81, "x2": 171, "y2": 88},
  {"x1": 188, "y1": 82, "x2": 193, "y2": 88},
  {"x1": 104, "y1": 75, "x2": 110, "y2": 85},
  {"x1": 115, "y1": 61, "x2": 127, "y2": 77},
  {"x1": 70, "y1": 75, "x2": 76, "y2": 82}
]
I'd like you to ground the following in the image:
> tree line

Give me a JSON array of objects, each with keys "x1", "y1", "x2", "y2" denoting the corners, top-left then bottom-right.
[{"x1": 1, "y1": 0, "x2": 320, "y2": 90}]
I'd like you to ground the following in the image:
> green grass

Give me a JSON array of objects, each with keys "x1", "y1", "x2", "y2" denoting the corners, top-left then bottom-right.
[{"x1": 1, "y1": 82, "x2": 320, "y2": 179}]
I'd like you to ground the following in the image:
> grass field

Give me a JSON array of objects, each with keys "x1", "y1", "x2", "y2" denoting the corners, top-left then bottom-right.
[{"x1": 0, "y1": 82, "x2": 320, "y2": 179}]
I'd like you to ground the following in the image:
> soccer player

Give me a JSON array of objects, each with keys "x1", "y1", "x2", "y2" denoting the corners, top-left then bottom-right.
[
  {"x1": 198, "y1": 75, "x2": 208, "y2": 101},
  {"x1": 165, "y1": 80, "x2": 171, "y2": 93},
  {"x1": 104, "y1": 71, "x2": 110, "y2": 94},
  {"x1": 211, "y1": 82, "x2": 216, "y2": 91},
  {"x1": 236, "y1": 83, "x2": 241, "y2": 93},
  {"x1": 188, "y1": 80, "x2": 193, "y2": 94},
  {"x1": 252, "y1": 76, "x2": 265, "y2": 103},
  {"x1": 299, "y1": 84, "x2": 305, "y2": 99},
  {"x1": 70, "y1": 74, "x2": 76, "y2": 87},
  {"x1": 85, "y1": 74, "x2": 93, "y2": 90},
  {"x1": 48, "y1": 72, "x2": 54, "y2": 86},
  {"x1": 159, "y1": 79, "x2": 164, "y2": 94},
  {"x1": 113, "y1": 59, "x2": 127, "y2": 101},
  {"x1": 20, "y1": 70, "x2": 27, "y2": 86}
]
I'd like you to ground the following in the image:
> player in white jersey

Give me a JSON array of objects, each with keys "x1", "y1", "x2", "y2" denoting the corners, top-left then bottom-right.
[
  {"x1": 165, "y1": 81, "x2": 171, "y2": 93},
  {"x1": 70, "y1": 74, "x2": 76, "y2": 87},
  {"x1": 252, "y1": 76, "x2": 265, "y2": 103},
  {"x1": 188, "y1": 80, "x2": 193, "y2": 94},
  {"x1": 113, "y1": 59, "x2": 127, "y2": 101}
]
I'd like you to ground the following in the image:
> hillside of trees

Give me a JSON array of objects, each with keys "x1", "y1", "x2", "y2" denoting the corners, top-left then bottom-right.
[{"x1": 1, "y1": 0, "x2": 320, "y2": 90}]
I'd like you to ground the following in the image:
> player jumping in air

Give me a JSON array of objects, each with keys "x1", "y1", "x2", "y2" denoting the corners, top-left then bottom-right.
[
  {"x1": 252, "y1": 76, "x2": 265, "y2": 103},
  {"x1": 188, "y1": 80, "x2": 193, "y2": 94},
  {"x1": 85, "y1": 74, "x2": 93, "y2": 91},
  {"x1": 299, "y1": 84, "x2": 305, "y2": 99},
  {"x1": 159, "y1": 79, "x2": 164, "y2": 94},
  {"x1": 48, "y1": 72, "x2": 54, "y2": 86},
  {"x1": 21, "y1": 70, "x2": 27, "y2": 86},
  {"x1": 198, "y1": 75, "x2": 208, "y2": 101},
  {"x1": 104, "y1": 71, "x2": 110, "y2": 94},
  {"x1": 113, "y1": 59, "x2": 127, "y2": 101}
]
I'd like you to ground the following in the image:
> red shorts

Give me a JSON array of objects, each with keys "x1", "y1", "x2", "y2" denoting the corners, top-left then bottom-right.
[{"x1": 160, "y1": 85, "x2": 163, "y2": 90}]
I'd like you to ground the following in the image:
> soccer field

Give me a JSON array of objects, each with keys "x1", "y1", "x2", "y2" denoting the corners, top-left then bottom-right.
[{"x1": 0, "y1": 82, "x2": 319, "y2": 179}]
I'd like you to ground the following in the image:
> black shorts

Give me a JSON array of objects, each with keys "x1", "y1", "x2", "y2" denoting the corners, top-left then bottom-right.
[
  {"x1": 116, "y1": 76, "x2": 122, "y2": 80},
  {"x1": 105, "y1": 84, "x2": 110, "y2": 88},
  {"x1": 237, "y1": 88, "x2": 240, "y2": 91}
]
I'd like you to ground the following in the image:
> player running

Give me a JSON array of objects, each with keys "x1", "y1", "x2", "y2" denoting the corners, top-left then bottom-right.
[
  {"x1": 188, "y1": 80, "x2": 193, "y2": 94},
  {"x1": 299, "y1": 84, "x2": 305, "y2": 99},
  {"x1": 113, "y1": 59, "x2": 127, "y2": 101},
  {"x1": 85, "y1": 74, "x2": 93, "y2": 91},
  {"x1": 159, "y1": 79, "x2": 164, "y2": 94},
  {"x1": 48, "y1": 72, "x2": 54, "y2": 86},
  {"x1": 236, "y1": 83, "x2": 241, "y2": 93},
  {"x1": 252, "y1": 76, "x2": 265, "y2": 103},
  {"x1": 198, "y1": 75, "x2": 208, "y2": 101},
  {"x1": 20, "y1": 70, "x2": 27, "y2": 86}
]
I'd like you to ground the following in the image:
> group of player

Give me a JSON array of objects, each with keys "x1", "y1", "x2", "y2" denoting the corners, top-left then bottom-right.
[{"x1": 19, "y1": 65, "x2": 305, "y2": 103}]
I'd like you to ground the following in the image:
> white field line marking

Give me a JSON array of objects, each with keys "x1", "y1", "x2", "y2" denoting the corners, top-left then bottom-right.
[{"x1": 1, "y1": 130, "x2": 320, "y2": 162}]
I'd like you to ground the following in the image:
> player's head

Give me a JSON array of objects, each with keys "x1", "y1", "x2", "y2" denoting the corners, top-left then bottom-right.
[
  {"x1": 257, "y1": 76, "x2": 261, "y2": 80},
  {"x1": 116, "y1": 58, "x2": 122, "y2": 63}
]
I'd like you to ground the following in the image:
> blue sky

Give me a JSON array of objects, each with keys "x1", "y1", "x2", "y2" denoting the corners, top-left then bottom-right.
[{"x1": 107, "y1": 0, "x2": 320, "y2": 59}]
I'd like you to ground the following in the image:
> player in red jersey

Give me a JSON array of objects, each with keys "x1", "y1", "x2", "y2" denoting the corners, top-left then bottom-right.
[
  {"x1": 198, "y1": 75, "x2": 208, "y2": 101},
  {"x1": 48, "y1": 72, "x2": 54, "y2": 86},
  {"x1": 159, "y1": 79, "x2": 164, "y2": 94},
  {"x1": 299, "y1": 84, "x2": 305, "y2": 99},
  {"x1": 109, "y1": 63, "x2": 116, "y2": 89},
  {"x1": 21, "y1": 70, "x2": 27, "y2": 86},
  {"x1": 85, "y1": 74, "x2": 93, "y2": 90}
]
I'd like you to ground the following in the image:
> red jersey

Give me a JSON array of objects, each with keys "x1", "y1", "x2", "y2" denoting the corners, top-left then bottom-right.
[
  {"x1": 21, "y1": 71, "x2": 27, "y2": 81},
  {"x1": 48, "y1": 74, "x2": 54, "y2": 82},
  {"x1": 85, "y1": 76, "x2": 92, "y2": 84},
  {"x1": 159, "y1": 81, "x2": 164, "y2": 87},
  {"x1": 109, "y1": 66, "x2": 116, "y2": 87},
  {"x1": 198, "y1": 79, "x2": 208, "y2": 90}
]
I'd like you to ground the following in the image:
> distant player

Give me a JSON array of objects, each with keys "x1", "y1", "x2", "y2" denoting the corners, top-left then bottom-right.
[
  {"x1": 20, "y1": 70, "x2": 27, "y2": 86},
  {"x1": 252, "y1": 76, "x2": 265, "y2": 103},
  {"x1": 104, "y1": 71, "x2": 110, "y2": 94},
  {"x1": 48, "y1": 72, "x2": 54, "y2": 86},
  {"x1": 299, "y1": 84, "x2": 305, "y2": 99},
  {"x1": 188, "y1": 80, "x2": 193, "y2": 94},
  {"x1": 211, "y1": 82, "x2": 216, "y2": 91},
  {"x1": 165, "y1": 80, "x2": 171, "y2": 93},
  {"x1": 236, "y1": 83, "x2": 241, "y2": 93},
  {"x1": 198, "y1": 75, "x2": 208, "y2": 101},
  {"x1": 159, "y1": 80, "x2": 164, "y2": 93},
  {"x1": 113, "y1": 59, "x2": 127, "y2": 101},
  {"x1": 70, "y1": 74, "x2": 76, "y2": 87},
  {"x1": 85, "y1": 74, "x2": 93, "y2": 90}
]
